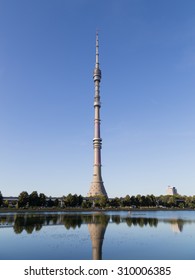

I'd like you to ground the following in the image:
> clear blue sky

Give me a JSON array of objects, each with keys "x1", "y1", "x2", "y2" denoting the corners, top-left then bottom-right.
[{"x1": 0, "y1": 0, "x2": 195, "y2": 197}]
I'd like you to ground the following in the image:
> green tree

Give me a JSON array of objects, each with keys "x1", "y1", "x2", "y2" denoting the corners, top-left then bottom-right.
[
  {"x1": 29, "y1": 191, "x2": 39, "y2": 207},
  {"x1": 167, "y1": 195, "x2": 177, "y2": 207},
  {"x1": 147, "y1": 194, "x2": 156, "y2": 207},
  {"x1": 124, "y1": 195, "x2": 131, "y2": 207},
  {"x1": 47, "y1": 197, "x2": 54, "y2": 207},
  {"x1": 77, "y1": 195, "x2": 83, "y2": 207},
  {"x1": 140, "y1": 194, "x2": 156, "y2": 207},
  {"x1": 136, "y1": 194, "x2": 142, "y2": 207},
  {"x1": 185, "y1": 196, "x2": 195, "y2": 208},
  {"x1": 54, "y1": 198, "x2": 59, "y2": 207},
  {"x1": 3, "y1": 200, "x2": 9, "y2": 208},
  {"x1": 0, "y1": 191, "x2": 3, "y2": 206},
  {"x1": 109, "y1": 197, "x2": 120, "y2": 208},
  {"x1": 99, "y1": 195, "x2": 108, "y2": 208},
  {"x1": 130, "y1": 195, "x2": 137, "y2": 207},
  {"x1": 141, "y1": 195, "x2": 146, "y2": 206},
  {"x1": 81, "y1": 200, "x2": 92, "y2": 208},
  {"x1": 39, "y1": 193, "x2": 46, "y2": 207},
  {"x1": 63, "y1": 194, "x2": 74, "y2": 207},
  {"x1": 94, "y1": 195, "x2": 108, "y2": 208},
  {"x1": 63, "y1": 194, "x2": 83, "y2": 207},
  {"x1": 18, "y1": 191, "x2": 29, "y2": 208}
]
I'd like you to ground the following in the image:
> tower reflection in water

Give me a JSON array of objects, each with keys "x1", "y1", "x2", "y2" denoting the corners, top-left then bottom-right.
[{"x1": 88, "y1": 214, "x2": 109, "y2": 260}]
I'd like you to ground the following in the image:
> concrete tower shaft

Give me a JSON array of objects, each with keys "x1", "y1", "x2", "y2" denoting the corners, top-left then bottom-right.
[{"x1": 87, "y1": 33, "x2": 108, "y2": 198}]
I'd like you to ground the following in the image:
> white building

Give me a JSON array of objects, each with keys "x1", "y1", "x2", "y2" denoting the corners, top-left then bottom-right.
[{"x1": 167, "y1": 186, "x2": 178, "y2": 195}]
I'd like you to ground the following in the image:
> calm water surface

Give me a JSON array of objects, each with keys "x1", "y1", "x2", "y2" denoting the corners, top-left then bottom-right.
[{"x1": 0, "y1": 210, "x2": 195, "y2": 260}]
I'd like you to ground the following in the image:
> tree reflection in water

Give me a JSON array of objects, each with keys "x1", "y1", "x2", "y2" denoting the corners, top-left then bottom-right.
[
  {"x1": 0, "y1": 213, "x2": 191, "y2": 233},
  {"x1": 0, "y1": 213, "x2": 191, "y2": 234},
  {"x1": 13, "y1": 215, "x2": 46, "y2": 234},
  {"x1": 0, "y1": 212, "x2": 193, "y2": 259},
  {"x1": 124, "y1": 217, "x2": 158, "y2": 228}
]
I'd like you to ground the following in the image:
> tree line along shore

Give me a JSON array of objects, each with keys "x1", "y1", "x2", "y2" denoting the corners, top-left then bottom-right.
[{"x1": 0, "y1": 190, "x2": 195, "y2": 210}]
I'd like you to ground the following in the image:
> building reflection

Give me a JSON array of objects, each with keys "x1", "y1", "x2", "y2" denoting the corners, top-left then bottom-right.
[
  {"x1": 88, "y1": 214, "x2": 109, "y2": 260},
  {"x1": 170, "y1": 219, "x2": 184, "y2": 233}
]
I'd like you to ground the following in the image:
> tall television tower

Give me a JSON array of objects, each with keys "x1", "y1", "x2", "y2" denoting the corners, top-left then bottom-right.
[{"x1": 87, "y1": 33, "x2": 108, "y2": 197}]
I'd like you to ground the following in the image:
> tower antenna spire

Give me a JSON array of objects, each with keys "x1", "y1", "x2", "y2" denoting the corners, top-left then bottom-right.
[{"x1": 95, "y1": 30, "x2": 99, "y2": 66}]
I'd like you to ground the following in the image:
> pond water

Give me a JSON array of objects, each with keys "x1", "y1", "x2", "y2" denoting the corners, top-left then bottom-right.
[{"x1": 0, "y1": 210, "x2": 195, "y2": 260}]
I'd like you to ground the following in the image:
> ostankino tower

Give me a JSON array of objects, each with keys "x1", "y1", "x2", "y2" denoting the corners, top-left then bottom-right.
[{"x1": 87, "y1": 33, "x2": 108, "y2": 198}]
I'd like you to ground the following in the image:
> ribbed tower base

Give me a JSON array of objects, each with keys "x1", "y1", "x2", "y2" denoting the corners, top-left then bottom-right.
[{"x1": 88, "y1": 181, "x2": 107, "y2": 197}]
